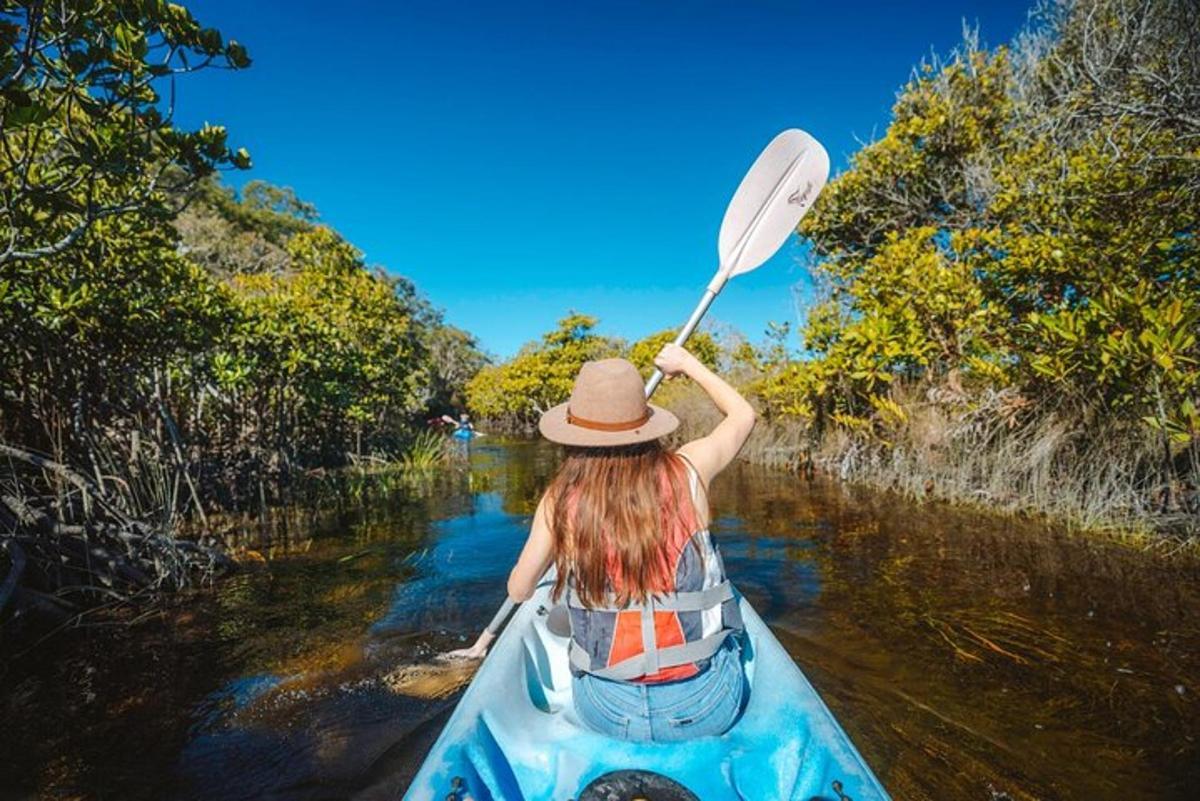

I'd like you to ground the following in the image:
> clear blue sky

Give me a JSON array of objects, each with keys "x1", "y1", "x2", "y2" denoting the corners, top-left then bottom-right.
[{"x1": 179, "y1": 0, "x2": 1030, "y2": 357}]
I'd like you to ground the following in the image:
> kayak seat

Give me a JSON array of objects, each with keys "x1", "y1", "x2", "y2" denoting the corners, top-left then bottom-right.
[{"x1": 545, "y1": 603, "x2": 572, "y2": 637}]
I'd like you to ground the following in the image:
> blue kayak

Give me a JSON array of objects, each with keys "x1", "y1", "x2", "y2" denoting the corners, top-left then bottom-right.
[
  {"x1": 451, "y1": 427, "x2": 476, "y2": 440},
  {"x1": 405, "y1": 576, "x2": 891, "y2": 800}
]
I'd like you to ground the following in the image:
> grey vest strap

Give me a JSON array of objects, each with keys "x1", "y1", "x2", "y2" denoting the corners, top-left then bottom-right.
[
  {"x1": 640, "y1": 599, "x2": 660, "y2": 675},
  {"x1": 569, "y1": 629, "x2": 732, "y2": 681},
  {"x1": 565, "y1": 580, "x2": 733, "y2": 613}
]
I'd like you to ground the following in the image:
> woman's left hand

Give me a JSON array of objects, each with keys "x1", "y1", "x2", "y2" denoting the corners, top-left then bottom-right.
[{"x1": 439, "y1": 629, "x2": 495, "y2": 661}]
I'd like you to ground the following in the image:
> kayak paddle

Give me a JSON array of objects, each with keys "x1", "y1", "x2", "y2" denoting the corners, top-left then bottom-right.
[{"x1": 644, "y1": 128, "x2": 830, "y2": 397}]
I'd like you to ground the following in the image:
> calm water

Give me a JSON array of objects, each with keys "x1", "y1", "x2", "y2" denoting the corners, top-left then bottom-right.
[{"x1": 2, "y1": 440, "x2": 1197, "y2": 800}]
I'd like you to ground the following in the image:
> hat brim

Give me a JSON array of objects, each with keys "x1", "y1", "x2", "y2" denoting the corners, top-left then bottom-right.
[{"x1": 538, "y1": 402, "x2": 678, "y2": 447}]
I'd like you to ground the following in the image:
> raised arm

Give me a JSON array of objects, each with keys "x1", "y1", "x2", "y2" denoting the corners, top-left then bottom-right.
[{"x1": 654, "y1": 343, "x2": 756, "y2": 488}]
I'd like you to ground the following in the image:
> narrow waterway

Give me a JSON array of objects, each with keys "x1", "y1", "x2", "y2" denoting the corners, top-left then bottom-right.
[{"x1": 2, "y1": 439, "x2": 1197, "y2": 800}]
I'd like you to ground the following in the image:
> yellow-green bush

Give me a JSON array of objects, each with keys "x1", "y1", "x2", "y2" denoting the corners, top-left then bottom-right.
[
  {"x1": 770, "y1": 0, "x2": 1198, "y2": 466},
  {"x1": 466, "y1": 313, "x2": 622, "y2": 423}
]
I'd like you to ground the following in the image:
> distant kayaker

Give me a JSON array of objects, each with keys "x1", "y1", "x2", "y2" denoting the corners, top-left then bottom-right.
[
  {"x1": 440, "y1": 412, "x2": 477, "y2": 440},
  {"x1": 446, "y1": 344, "x2": 755, "y2": 741}
]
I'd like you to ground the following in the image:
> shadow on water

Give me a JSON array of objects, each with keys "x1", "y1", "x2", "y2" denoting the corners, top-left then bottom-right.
[{"x1": 1, "y1": 439, "x2": 1197, "y2": 800}]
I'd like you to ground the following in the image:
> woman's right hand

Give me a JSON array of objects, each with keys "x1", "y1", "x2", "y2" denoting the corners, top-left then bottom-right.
[{"x1": 654, "y1": 343, "x2": 696, "y2": 378}]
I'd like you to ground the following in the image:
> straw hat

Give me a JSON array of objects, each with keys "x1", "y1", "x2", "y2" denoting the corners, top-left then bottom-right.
[{"x1": 538, "y1": 359, "x2": 678, "y2": 447}]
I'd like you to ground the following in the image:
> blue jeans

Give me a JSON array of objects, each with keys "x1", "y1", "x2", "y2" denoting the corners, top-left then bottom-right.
[{"x1": 572, "y1": 638, "x2": 746, "y2": 742}]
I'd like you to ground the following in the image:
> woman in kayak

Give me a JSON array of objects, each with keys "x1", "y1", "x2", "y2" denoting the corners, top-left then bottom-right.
[{"x1": 449, "y1": 344, "x2": 754, "y2": 742}]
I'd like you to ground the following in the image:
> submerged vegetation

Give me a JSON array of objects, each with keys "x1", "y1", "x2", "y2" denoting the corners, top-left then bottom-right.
[
  {"x1": 472, "y1": 0, "x2": 1199, "y2": 538},
  {"x1": 0, "y1": 2, "x2": 482, "y2": 627}
]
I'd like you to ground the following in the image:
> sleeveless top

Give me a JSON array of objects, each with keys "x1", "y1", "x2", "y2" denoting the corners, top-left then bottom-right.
[{"x1": 565, "y1": 455, "x2": 743, "y2": 684}]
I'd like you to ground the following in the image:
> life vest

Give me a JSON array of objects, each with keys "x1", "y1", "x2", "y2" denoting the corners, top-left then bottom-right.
[{"x1": 565, "y1": 455, "x2": 743, "y2": 683}]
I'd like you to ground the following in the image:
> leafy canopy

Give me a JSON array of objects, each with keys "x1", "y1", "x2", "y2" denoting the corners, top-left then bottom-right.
[
  {"x1": 1, "y1": 0, "x2": 251, "y2": 264},
  {"x1": 466, "y1": 313, "x2": 623, "y2": 421},
  {"x1": 761, "y1": 0, "x2": 1199, "y2": 450}
]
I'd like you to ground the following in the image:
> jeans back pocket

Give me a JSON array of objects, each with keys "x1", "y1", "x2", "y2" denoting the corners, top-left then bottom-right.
[{"x1": 576, "y1": 676, "x2": 634, "y2": 740}]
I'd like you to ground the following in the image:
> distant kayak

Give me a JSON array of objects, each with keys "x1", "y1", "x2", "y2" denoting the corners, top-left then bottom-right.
[
  {"x1": 451, "y1": 427, "x2": 476, "y2": 440},
  {"x1": 405, "y1": 575, "x2": 890, "y2": 800}
]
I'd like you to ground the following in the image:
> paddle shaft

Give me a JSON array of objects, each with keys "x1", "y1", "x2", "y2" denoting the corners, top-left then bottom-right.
[
  {"x1": 644, "y1": 283, "x2": 721, "y2": 399},
  {"x1": 486, "y1": 597, "x2": 518, "y2": 635},
  {"x1": 645, "y1": 149, "x2": 804, "y2": 397},
  {"x1": 642, "y1": 138, "x2": 821, "y2": 398}
]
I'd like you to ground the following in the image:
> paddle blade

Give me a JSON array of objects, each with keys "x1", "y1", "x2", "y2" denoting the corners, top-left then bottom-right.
[{"x1": 717, "y1": 129, "x2": 830, "y2": 279}]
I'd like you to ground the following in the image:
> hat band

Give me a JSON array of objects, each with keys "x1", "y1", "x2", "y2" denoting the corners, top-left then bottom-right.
[{"x1": 566, "y1": 407, "x2": 652, "y2": 432}]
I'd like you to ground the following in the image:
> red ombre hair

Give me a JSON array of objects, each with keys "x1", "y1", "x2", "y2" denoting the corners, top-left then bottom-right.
[{"x1": 547, "y1": 441, "x2": 704, "y2": 608}]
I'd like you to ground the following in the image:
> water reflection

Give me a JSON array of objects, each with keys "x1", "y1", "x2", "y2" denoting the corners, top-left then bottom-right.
[
  {"x1": 711, "y1": 468, "x2": 1200, "y2": 801},
  {"x1": 372, "y1": 490, "x2": 530, "y2": 635},
  {"x1": 0, "y1": 440, "x2": 1196, "y2": 801}
]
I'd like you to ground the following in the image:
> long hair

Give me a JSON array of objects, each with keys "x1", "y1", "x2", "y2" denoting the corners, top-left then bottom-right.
[{"x1": 547, "y1": 440, "x2": 703, "y2": 608}]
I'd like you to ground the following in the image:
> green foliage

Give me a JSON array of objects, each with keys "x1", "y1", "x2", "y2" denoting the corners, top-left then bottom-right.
[
  {"x1": 172, "y1": 178, "x2": 298, "y2": 277},
  {"x1": 217, "y1": 227, "x2": 432, "y2": 463},
  {"x1": 627, "y1": 328, "x2": 720, "y2": 376},
  {"x1": 191, "y1": 178, "x2": 318, "y2": 249},
  {"x1": 0, "y1": 209, "x2": 232, "y2": 446},
  {"x1": 1, "y1": 0, "x2": 251, "y2": 264},
  {"x1": 1, "y1": 166, "x2": 484, "y2": 507},
  {"x1": 242, "y1": 181, "x2": 319, "y2": 223},
  {"x1": 425, "y1": 324, "x2": 488, "y2": 409},
  {"x1": 769, "y1": 0, "x2": 1199, "y2": 456},
  {"x1": 465, "y1": 313, "x2": 622, "y2": 422},
  {"x1": 467, "y1": 318, "x2": 730, "y2": 424},
  {"x1": 401, "y1": 429, "x2": 451, "y2": 471}
]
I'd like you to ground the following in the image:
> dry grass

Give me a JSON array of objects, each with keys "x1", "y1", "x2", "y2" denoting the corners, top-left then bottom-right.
[{"x1": 658, "y1": 382, "x2": 1199, "y2": 542}]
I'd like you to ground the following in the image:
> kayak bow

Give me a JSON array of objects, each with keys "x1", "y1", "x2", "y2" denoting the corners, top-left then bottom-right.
[{"x1": 405, "y1": 576, "x2": 890, "y2": 800}]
